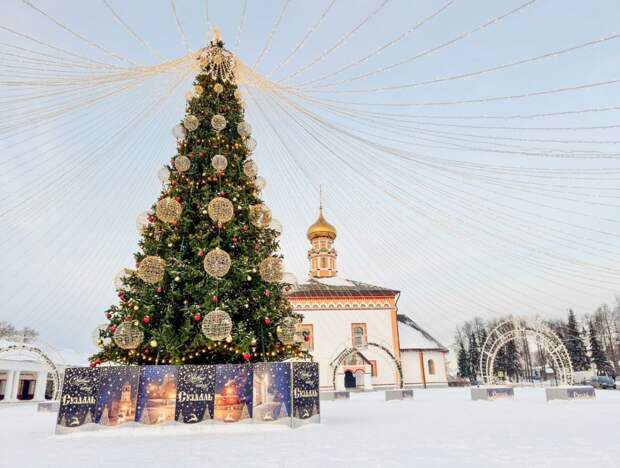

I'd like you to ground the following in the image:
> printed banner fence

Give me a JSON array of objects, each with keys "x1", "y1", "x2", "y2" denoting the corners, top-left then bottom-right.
[{"x1": 56, "y1": 362, "x2": 319, "y2": 434}]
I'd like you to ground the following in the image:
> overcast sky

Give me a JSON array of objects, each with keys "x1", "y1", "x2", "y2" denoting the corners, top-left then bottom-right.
[{"x1": 1, "y1": 0, "x2": 620, "y2": 356}]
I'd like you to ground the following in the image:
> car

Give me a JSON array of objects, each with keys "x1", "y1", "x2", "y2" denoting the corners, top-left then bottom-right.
[{"x1": 587, "y1": 375, "x2": 617, "y2": 390}]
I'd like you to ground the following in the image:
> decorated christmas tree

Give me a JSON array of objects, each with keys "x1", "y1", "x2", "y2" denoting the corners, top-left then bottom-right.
[{"x1": 91, "y1": 30, "x2": 305, "y2": 366}]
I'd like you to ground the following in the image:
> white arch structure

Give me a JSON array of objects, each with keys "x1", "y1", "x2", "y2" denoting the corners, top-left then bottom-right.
[
  {"x1": 479, "y1": 319, "x2": 573, "y2": 386},
  {"x1": 0, "y1": 340, "x2": 63, "y2": 401}
]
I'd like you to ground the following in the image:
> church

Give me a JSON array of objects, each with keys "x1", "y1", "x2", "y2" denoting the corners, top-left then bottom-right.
[{"x1": 287, "y1": 205, "x2": 449, "y2": 391}]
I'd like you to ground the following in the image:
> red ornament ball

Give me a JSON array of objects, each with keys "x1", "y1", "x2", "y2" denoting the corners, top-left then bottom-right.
[
  {"x1": 143, "y1": 315, "x2": 151, "y2": 324},
  {"x1": 211, "y1": 295, "x2": 219, "y2": 304},
  {"x1": 264, "y1": 290, "x2": 271, "y2": 297},
  {"x1": 156, "y1": 287, "x2": 163, "y2": 294},
  {"x1": 194, "y1": 313, "x2": 202, "y2": 322},
  {"x1": 198, "y1": 249, "x2": 205, "y2": 258},
  {"x1": 242, "y1": 225, "x2": 249, "y2": 232},
  {"x1": 263, "y1": 317, "x2": 272, "y2": 326},
  {"x1": 304, "y1": 335, "x2": 311, "y2": 342},
  {"x1": 110, "y1": 325, "x2": 117, "y2": 333},
  {"x1": 242, "y1": 352, "x2": 251, "y2": 362},
  {"x1": 175, "y1": 196, "x2": 182, "y2": 203}
]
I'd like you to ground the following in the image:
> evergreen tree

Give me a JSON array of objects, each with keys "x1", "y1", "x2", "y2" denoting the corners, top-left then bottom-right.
[
  {"x1": 91, "y1": 36, "x2": 304, "y2": 365},
  {"x1": 589, "y1": 320, "x2": 612, "y2": 375},
  {"x1": 468, "y1": 332, "x2": 480, "y2": 381},
  {"x1": 504, "y1": 339, "x2": 521, "y2": 381},
  {"x1": 565, "y1": 310, "x2": 590, "y2": 371},
  {"x1": 457, "y1": 340, "x2": 470, "y2": 379}
]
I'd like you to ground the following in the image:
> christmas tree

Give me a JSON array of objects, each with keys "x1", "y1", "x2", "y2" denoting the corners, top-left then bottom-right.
[
  {"x1": 588, "y1": 320, "x2": 612, "y2": 376},
  {"x1": 564, "y1": 310, "x2": 589, "y2": 371},
  {"x1": 91, "y1": 31, "x2": 305, "y2": 366}
]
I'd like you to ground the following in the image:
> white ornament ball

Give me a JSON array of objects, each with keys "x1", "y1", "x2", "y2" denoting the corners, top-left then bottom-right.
[
  {"x1": 172, "y1": 124, "x2": 186, "y2": 140},
  {"x1": 157, "y1": 166, "x2": 170, "y2": 184}
]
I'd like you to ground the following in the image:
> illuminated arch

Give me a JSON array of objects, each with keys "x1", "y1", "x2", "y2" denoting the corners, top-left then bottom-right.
[
  {"x1": 331, "y1": 342, "x2": 403, "y2": 389},
  {"x1": 0, "y1": 342, "x2": 63, "y2": 400},
  {"x1": 479, "y1": 319, "x2": 573, "y2": 385}
]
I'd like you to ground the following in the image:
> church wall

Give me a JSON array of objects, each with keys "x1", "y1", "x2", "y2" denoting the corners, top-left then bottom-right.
[
  {"x1": 401, "y1": 350, "x2": 448, "y2": 388},
  {"x1": 298, "y1": 308, "x2": 399, "y2": 389}
]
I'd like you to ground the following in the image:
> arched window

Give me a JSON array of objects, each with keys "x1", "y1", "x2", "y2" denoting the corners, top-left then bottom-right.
[
  {"x1": 320, "y1": 257, "x2": 327, "y2": 268},
  {"x1": 427, "y1": 359, "x2": 436, "y2": 375},
  {"x1": 352, "y1": 324, "x2": 367, "y2": 347}
]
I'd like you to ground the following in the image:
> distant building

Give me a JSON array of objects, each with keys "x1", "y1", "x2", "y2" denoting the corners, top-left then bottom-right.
[
  {"x1": 0, "y1": 339, "x2": 87, "y2": 403},
  {"x1": 288, "y1": 205, "x2": 449, "y2": 391}
]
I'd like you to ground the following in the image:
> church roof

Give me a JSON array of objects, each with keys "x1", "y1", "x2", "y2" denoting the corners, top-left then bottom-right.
[
  {"x1": 288, "y1": 277, "x2": 399, "y2": 298},
  {"x1": 397, "y1": 315, "x2": 448, "y2": 352}
]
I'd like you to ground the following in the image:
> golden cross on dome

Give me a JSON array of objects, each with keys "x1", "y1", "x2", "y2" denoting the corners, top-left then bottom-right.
[{"x1": 319, "y1": 185, "x2": 323, "y2": 210}]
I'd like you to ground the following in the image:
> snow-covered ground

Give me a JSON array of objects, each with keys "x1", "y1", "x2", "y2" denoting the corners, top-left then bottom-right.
[{"x1": 2, "y1": 387, "x2": 619, "y2": 468}]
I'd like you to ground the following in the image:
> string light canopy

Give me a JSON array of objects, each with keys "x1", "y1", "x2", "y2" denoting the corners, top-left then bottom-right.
[{"x1": 2, "y1": 2, "x2": 620, "y2": 348}]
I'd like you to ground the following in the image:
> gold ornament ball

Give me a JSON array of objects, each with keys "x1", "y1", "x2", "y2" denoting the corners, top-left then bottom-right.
[
  {"x1": 225, "y1": 335, "x2": 232, "y2": 343},
  {"x1": 213, "y1": 83, "x2": 224, "y2": 94},
  {"x1": 194, "y1": 84, "x2": 204, "y2": 95},
  {"x1": 174, "y1": 155, "x2": 191, "y2": 173},
  {"x1": 211, "y1": 154, "x2": 228, "y2": 171},
  {"x1": 245, "y1": 137, "x2": 257, "y2": 152},
  {"x1": 254, "y1": 176, "x2": 267, "y2": 192},
  {"x1": 211, "y1": 114, "x2": 227, "y2": 132},
  {"x1": 234, "y1": 89, "x2": 242, "y2": 100},
  {"x1": 249, "y1": 204, "x2": 272, "y2": 229},
  {"x1": 201, "y1": 308, "x2": 233, "y2": 341},
  {"x1": 208, "y1": 197, "x2": 234, "y2": 224},
  {"x1": 113, "y1": 322, "x2": 144, "y2": 350},
  {"x1": 277, "y1": 317, "x2": 300, "y2": 345},
  {"x1": 237, "y1": 121, "x2": 252, "y2": 137},
  {"x1": 259, "y1": 257, "x2": 284, "y2": 283},
  {"x1": 137, "y1": 256, "x2": 166, "y2": 284},
  {"x1": 150, "y1": 340, "x2": 158, "y2": 348},
  {"x1": 155, "y1": 197, "x2": 182, "y2": 223},
  {"x1": 183, "y1": 115, "x2": 200, "y2": 132},
  {"x1": 242, "y1": 160, "x2": 257, "y2": 178},
  {"x1": 203, "y1": 247, "x2": 231, "y2": 278}
]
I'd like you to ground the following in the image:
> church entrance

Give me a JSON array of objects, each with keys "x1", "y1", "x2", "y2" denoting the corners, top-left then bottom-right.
[{"x1": 344, "y1": 370, "x2": 356, "y2": 389}]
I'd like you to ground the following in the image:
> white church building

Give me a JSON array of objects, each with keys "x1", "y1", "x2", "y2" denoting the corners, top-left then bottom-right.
[
  {"x1": 288, "y1": 206, "x2": 449, "y2": 391},
  {"x1": 0, "y1": 339, "x2": 87, "y2": 403}
]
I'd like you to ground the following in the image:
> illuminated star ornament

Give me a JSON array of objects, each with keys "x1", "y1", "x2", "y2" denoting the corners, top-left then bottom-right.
[{"x1": 197, "y1": 25, "x2": 237, "y2": 83}]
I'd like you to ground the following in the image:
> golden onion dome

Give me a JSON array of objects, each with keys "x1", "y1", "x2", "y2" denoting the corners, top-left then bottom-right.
[{"x1": 307, "y1": 208, "x2": 337, "y2": 240}]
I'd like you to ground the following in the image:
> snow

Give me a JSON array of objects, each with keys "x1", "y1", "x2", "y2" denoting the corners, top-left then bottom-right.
[
  {"x1": 397, "y1": 321, "x2": 441, "y2": 350},
  {"x1": 312, "y1": 276, "x2": 355, "y2": 286},
  {"x1": 0, "y1": 339, "x2": 90, "y2": 367},
  {"x1": 2, "y1": 387, "x2": 619, "y2": 467}
]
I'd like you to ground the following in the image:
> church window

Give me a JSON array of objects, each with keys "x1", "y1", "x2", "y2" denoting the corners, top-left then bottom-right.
[
  {"x1": 320, "y1": 240, "x2": 326, "y2": 249},
  {"x1": 320, "y1": 257, "x2": 327, "y2": 268},
  {"x1": 370, "y1": 360, "x2": 377, "y2": 377},
  {"x1": 428, "y1": 359, "x2": 436, "y2": 375},
  {"x1": 351, "y1": 323, "x2": 367, "y2": 348}
]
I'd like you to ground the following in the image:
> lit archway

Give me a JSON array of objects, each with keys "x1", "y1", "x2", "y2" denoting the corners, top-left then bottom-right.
[
  {"x1": 331, "y1": 342, "x2": 403, "y2": 389},
  {"x1": 0, "y1": 342, "x2": 63, "y2": 400},
  {"x1": 479, "y1": 320, "x2": 573, "y2": 385}
]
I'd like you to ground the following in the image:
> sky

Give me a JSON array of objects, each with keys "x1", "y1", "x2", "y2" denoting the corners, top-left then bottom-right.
[{"x1": 1, "y1": 0, "x2": 620, "y2": 356}]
